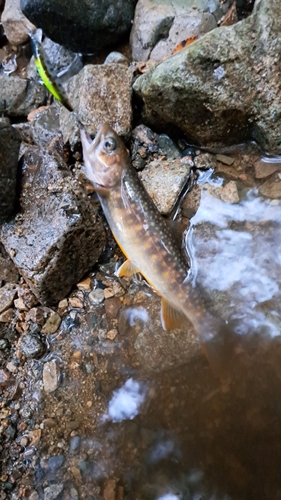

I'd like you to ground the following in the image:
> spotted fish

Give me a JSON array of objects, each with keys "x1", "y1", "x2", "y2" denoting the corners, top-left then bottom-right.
[{"x1": 81, "y1": 123, "x2": 232, "y2": 365}]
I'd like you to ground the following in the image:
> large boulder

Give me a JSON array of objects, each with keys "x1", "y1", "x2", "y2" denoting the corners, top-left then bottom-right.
[
  {"x1": 133, "y1": 0, "x2": 281, "y2": 154},
  {"x1": 20, "y1": 0, "x2": 137, "y2": 54}
]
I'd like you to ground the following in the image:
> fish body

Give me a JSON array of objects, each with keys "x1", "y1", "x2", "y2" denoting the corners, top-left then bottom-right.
[
  {"x1": 81, "y1": 123, "x2": 228, "y2": 347},
  {"x1": 30, "y1": 30, "x2": 73, "y2": 112}
]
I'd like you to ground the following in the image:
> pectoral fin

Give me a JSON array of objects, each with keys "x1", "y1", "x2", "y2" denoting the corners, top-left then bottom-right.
[
  {"x1": 161, "y1": 298, "x2": 186, "y2": 331},
  {"x1": 116, "y1": 259, "x2": 139, "y2": 278}
]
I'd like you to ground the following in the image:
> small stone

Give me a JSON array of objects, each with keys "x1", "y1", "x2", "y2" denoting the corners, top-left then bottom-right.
[
  {"x1": 43, "y1": 360, "x2": 60, "y2": 393},
  {"x1": 6, "y1": 424, "x2": 16, "y2": 438},
  {"x1": 48, "y1": 454, "x2": 65, "y2": 472},
  {"x1": 43, "y1": 484, "x2": 64, "y2": 500},
  {"x1": 194, "y1": 152, "x2": 216, "y2": 170},
  {"x1": 14, "y1": 297, "x2": 28, "y2": 311},
  {"x1": 0, "y1": 283, "x2": 17, "y2": 313},
  {"x1": 105, "y1": 297, "x2": 122, "y2": 318},
  {"x1": 69, "y1": 435, "x2": 80, "y2": 453},
  {"x1": 103, "y1": 479, "x2": 117, "y2": 500},
  {"x1": 41, "y1": 311, "x2": 61, "y2": 334},
  {"x1": 0, "y1": 369, "x2": 14, "y2": 389},
  {"x1": 259, "y1": 179, "x2": 281, "y2": 199},
  {"x1": 0, "y1": 308, "x2": 14, "y2": 323},
  {"x1": 104, "y1": 51, "x2": 129, "y2": 65},
  {"x1": 28, "y1": 429, "x2": 41, "y2": 447},
  {"x1": 26, "y1": 307, "x2": 45, "y2": 325},
  {"x1": 70, "y1": 466, "x2": 82, "y2": 483},
  {"x1": 19, "y1": 334, "x2": 45, "y2": 359},
  {"x1": 76, "y1": 277, "x2": 92, "y2": 291},
  {"x1": 112, "y1": 282, "x2": 125, "y2": 297},
  {"x1": 216, "y1": 154, "x2": 235, "y2": 166},
  {"x1": 254, "y1": 160, "x2": 281, "y2": 179},
  {"x1": 69, "y1": 297, "x2": 84, "y2": 309},
  {"x1": 0, "y1": 255, "x2": 19, "y2": 283},
  {"x1": 104, "y1": 288, "x2": 114, "y2": 299},
  {"x1": 89, "y1": 288, "x2": 105, "y2": 305},
  {"x1": 220, "y1": 181, "x2": 239, "y2": 204},
  {"x1": 106, "y1": 329, "x2": 118, "y2": 340},
  {"x1": 28, "y1": 492, "x2": 39, "y2": 500},
  {"x1": 6, "y1": 361, "x2": 17, "y2": 373}
]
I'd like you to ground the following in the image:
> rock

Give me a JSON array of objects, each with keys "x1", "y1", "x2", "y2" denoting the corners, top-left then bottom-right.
[
  {"x1": 19, "y1": 333, "x2": 45, "y2": 358},
  {"x1": 103, "y1": 479, "x2": 117, "y2": 500},
  {"x1": 0, "y1": 369, "x2": 14, "y2": 389},
  {"x1": 0, "y1": 308, "x2": 14, "y2": 323},
  {"x1": 30, "y1": 105, "x2": 62, "y2": 148},
  {"x1": 157, "y1": 134, "x2": 181, "y2": 160},
  {"x1": 0, "y1": 118, "x2": 21, "y2": 224},
  {"x1": 194, "y1": 152, "x2": 216, "y2": 170},
  {"x1": 76, "y1": 277, "x2": 92, "y2": 291},
  {"x1": 0, "y1": 74, "x2": 46, "y2": 117},
  {"x1": 60, "y1": 64, "x2": 132, "y2": 149},
  {"x1": 43, "y1": 483, "x2": 64, "y2": 500},
  {"x1": 0, "y1": 254, "x2": 19, "y2": 283},
  {"x1": 1, "y1": 146, "x2": 106, "y2": 304},
  {"x1": 259, "y1": 178, "x2": 281, "y2": 199},
  {"x1": 104, "y1": 52, "x2": 129, "y2": 66},
  {"x1": 106, "y1": 329, "x2": 118, "y2": 340},
  {"x1": 133, "y1": 0, "x2": 281, "y2": 153},
  {"x1": 42, "y1": 37, "x2": 83, "y2": 77},
  {"x1": 41, "y1": 310, "x2": 61, "y2": 334},
  {"x1": 130, "y1": 0, "x2": 232, "y2": 61},
  {"x1": 14, "y1": 297, "x2": 28, "y2": 311},
  {"x1": 0, "y1": 283, "x2": 17, "y2": 313},
  {"x1": 48, "y1": 454, "x2": 65, "y2": 472},
  {"x1": 1, "y1": 0, "x2": 36, "y2": 45},
  {"x1": 139, "y1": 158, "x2": 192, "y2": 214},
  {"x1": 181, "y1": 184, "x2": 202, "y2": 219},
  {"x1": 216, "y1": 154, "x2": 235, "y2": 166},
  {"x1": 254, "y1": 160, "x2": 281, "y2": 179},
  {"x1": 43, "y1": 360, "x2": 60, "y2": 393},
  {"x1": 69, "y1": 297, "x2": 84, "y2": 309},
  {"x1": 220, "y1": 181, "x2": 239, "y2": 203},
  {"x1": 89, "y1": 288, "x2": 105, "y2": 305},
  {"x1": 21, "y1": 0, "x2": 137, "y2": 54}
]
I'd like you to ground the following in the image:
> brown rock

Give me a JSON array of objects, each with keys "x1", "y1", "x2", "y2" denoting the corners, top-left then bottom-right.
[
  {"x1": 259, "y1": 178, "x2": 281, "y2": 198},
  {"x1": 106, "y1": 329, "x2": 118, "y2": 340},
  {"x1": 41, "y1": 310, "x2": 61, "y2": 334},
  {"x1": 103, "y1": 479, "x2": 117, "y2": 500},
  {"x1": 76, "y1": 277, "x2": 92, "y2": 291},
  {"x1": 254, "y1": 160, "x2": 281, "y2": 179},
  {"x1": 43, "y1": 360, "x2": 60, "y2": 393},
  {"x1": 220, "y1": 181, "x2": 239, "y2": 203},
  {"x1": 69, "y1": 297, "x2": 84, "y2": 309},
  {"x1": 0, "y1": 308, "x2": 14, "y2": 323},
  {"x1": 0, "y1": 283, "x2": 17, "y2": 313},
  {"x1": 105, "y1": 297, "x2": 122, "y2": 318}
]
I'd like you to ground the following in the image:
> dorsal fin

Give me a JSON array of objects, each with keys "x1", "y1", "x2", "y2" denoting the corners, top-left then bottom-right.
[{"x1": 161, "y1": 298, "x2": 186, "y2": 330}]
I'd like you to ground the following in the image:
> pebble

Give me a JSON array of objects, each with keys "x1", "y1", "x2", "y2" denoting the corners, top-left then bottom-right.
[
  {"x1": 43, "y1": 360, "x2": 60, "y2": 393},
  {"x1": 76, "y1": 277, "x2": 92, "y2": 291},
  {"x1": 104, "y1": 287, "x2": 114, "y2": 299},
  {"x1": 254, "y1": 160, "x2": 281, "y2": 179},
  {"x1": 19, "y1": 334, "x2": 45, "y2": 359},
  {"x1": 105, "y1": 297, "x2": 122, "y2": 318},
  {"x1": 103, "y1": 479, "x2": 117, "y2": 500},
  {"x1": 0, "y1": 283, "x2": 17, "y2": 313},
  {"x1": 43, "y1": 484, "x2": 64, "y2": 500},
  {"x1": 220, "y1": 181, "x2": 239, "y2": 204},
  {"x1": 28, "y1": 429, "x2": 41, "y2": 447},
  {"x1": 0, "y1": 369, "x2": 14, "y2": 389},
  {"x1": 69, "y1": 297, "x2": 84, "y2": 309},
  {"x1": 0, "y1": 308, "x2": 14, "y2": 322},
  {"x1": 216, "y1": 153, "x2": 235, "y2": 165},
  {"x1": 89, "y1": 288, "x2": 105, "y2": 305},
  {"x1": 106, "y1": 329, "x2": 118, "y2": 340},
  {"x1": 69, "y1": 435, "x2": 81, "y2": 453},
  {"x1": 194, "y1": 152, "x2": 216, "y2": 170},
  {"x1": 104, "y1": 51, "x2": 129, "y2": 65},
  {"x1": 26, "y1": 307, "x2": 45, "y2": 325},
  {"x1": 48, "y1": 454, "x2": 65, "y2": 472},
  {"x1": 41, "y1": 311, "x2": 61, "y2": 334},
  {"x1": 157, "y1": 133, "x2": 181, "y2": 159},
  {"x1": 6, "y1": 361, "x2": 17, "y2": 373},
  {"x1": 14, "y1": 297, "x2": 28, "y2": 311}
]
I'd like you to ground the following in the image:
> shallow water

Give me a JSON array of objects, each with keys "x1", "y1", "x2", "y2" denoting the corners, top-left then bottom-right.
[{"x1": 34, "y1": 157, "x2": 281, "y2": 500}]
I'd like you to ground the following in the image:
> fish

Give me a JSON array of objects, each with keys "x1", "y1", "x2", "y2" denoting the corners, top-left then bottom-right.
[
  {"x1": 81, "y1": 123, "x2": 234, "y2": 371},
  {"x1": 29, "y1": 29, "x2": 73, "y2": 112}
]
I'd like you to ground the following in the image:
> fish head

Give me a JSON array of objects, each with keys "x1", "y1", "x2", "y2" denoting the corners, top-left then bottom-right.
[{"x1": 81, "y1": 123, "x2": 129, "y2": 189}]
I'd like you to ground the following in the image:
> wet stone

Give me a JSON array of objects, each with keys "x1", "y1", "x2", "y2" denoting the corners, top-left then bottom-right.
[
  {"x1": 69, "y1": 435, "x2": 81, "y2": 453},
  {"x1": 194, "y1": 152, "x2": 216, "y2": 170},
  {"x1": 0, "y1": 369, "x2": 14, "y2": 389},
  {"x1": 220, "y1": 180, "x2": 239, "y2": 204},
  {"x1": 48, "y1": 454, "x2": 65, "y2": 472},
  {"x1": 43, "y1": 360, "x2": 60, "y2": 393},
  {"x1": 216, "y1": 153, "x2": 235, "y2": 166},
  {"x1": 103, "y1": 479, "x2": 117, "y2": 500},
  {"x1": 1, "y1": 146, "x2": 105, "y2": 304},
  {"x1": 0, "y1": 74, "x2": 46, "y2": 117},
  {"x1": 139, "y1": 158, "x2": 192, "y2": 214},
  {"x1": 259, "y1": 178, "x2": 281, "y2": 199},
  {"x1": 43, "y1": 483, "x2": 64, "y2": 500},
  {"x1": 19, "y1": 334, "x2": 45, "y2": 359},
  {"x1": 157, "y1": 134, "x2": 181, "y2": 160},
  {"x1": 0, "y1": 308, "x2": 14, "y2": 323},
  {"x1": 41, "y1": 311, "x2": 61, "y2": 334},
  {"x1": 30, "y1": 105, "x2": 62, "y2": 148},
  {"x1": 89, "y1": 288, "x2": 105, "y2": 305},
  {"x1": 0, "y1": 283, "x2": 17, "y2": 313},
  {"x1": 254, "y1": 160, "x2": 281, "y2": 179}
]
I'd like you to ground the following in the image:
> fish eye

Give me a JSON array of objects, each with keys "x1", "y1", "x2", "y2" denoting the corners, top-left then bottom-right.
[{"x1": 104, "y1": 137, "x2": 117, "y2": 152}]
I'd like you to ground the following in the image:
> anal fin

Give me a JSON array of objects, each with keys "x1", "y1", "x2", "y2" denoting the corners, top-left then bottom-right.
[
  {"x1": 116, "y1": 259, "x2": 139, "y2": 278},
  {"x1": 161, "y1": 298, "x2": 186, "y2": 331}
]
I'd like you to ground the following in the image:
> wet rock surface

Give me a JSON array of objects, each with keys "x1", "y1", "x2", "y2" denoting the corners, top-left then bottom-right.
[
  {"x1": 20, "y1": 0, "x2": 137, "y2": 54},
  {"x1": 1, "y1": 0, "x2": 35, "y2": 46},
  {"x1": 0, "y1": 118, "x2": 21, "y2": 224},
  {"x1": 1, "y1": 145, "x2": 106, "y2": 304},
  {"x1": 133, "y1": 0, "x2": 281, "y2": 153},
  {"x1": 0, "y1": 73, "x2": 46, "y2": 117},
  {"x1": 60, "y1": 64, "x2": 133, "y2": 149}
]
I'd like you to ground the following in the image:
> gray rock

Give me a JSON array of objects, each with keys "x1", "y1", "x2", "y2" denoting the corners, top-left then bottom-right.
[
  {"x1": 21, "y1": 0, "x2": 137, "y2": 54},
  {"x1": 133, "y1": 0, "x2": 281, "y2": 154},
  {"x1": 0, "y1": 119, "x2": 21, "y2": 224},
  {"x1": 30, "y1": 106, "x2": 62, "y2": 147},
  {"x1": 1, "y1": 146, "x2": 106, "y2": 304},
  {"x1": 43, "y1": 483, "x2": 64, "y2": 500},
  {"x1": 0, "y1": 283, "x2": 17, "y2": 313},
  {"x1": 0, "y1": 74, "x2": 46, "y2": 117},
  {"x1": 89, "y1": 288, "x2": 105, "y2": 305},
  {"x1": 42, "y1": 38, "x2": 83, "y2": 78},
  {"x1": 19, "y1": 333, "x2": 45, "y2": 358},
  {"x1": 104, "y1": 51, "x2": 129, "y2": 66},
  {"x1": 139, "y1": 157, "x2": 192, "y2": 214},
  {"x1": 130, "y1": 0, "x2": 232, "y2": 62},
  {"x1": 43, "y1": 360, "x2": 60, "y2": 393},
  {"x1": 48, "y1": 454, "x2": 65, "y2": 472},
  {"x1": 60, "y1": 64, "x2": 133, "y2": 149},
  {"x1": 1, "y1": 0, "x2": 35, "y2": 46},
  {"x1": 157, "y1": 134, "x2": 181, "y2": 160}
]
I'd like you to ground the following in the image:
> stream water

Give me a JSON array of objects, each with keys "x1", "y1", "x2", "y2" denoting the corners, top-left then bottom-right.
[{"x1": 35, "y1": 160, "x2": 281, "y2": 500}]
